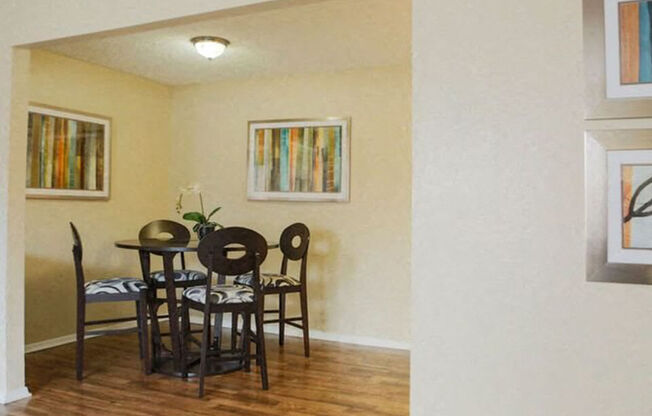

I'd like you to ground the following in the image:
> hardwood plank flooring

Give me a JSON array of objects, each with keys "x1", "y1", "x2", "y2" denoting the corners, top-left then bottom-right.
[{"x1": 1, "y1": 331, "x2": 409, "y2": 415}]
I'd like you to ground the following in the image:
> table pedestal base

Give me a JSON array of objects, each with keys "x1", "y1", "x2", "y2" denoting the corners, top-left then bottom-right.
[{"x1": 152, "y1": 353, "x2": 244, "y2": 378}]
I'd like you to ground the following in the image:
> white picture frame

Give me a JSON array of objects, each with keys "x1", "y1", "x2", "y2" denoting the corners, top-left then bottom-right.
[
  {"x1": 605, "y1": 0, "x2": 652, "y2": 98},
  {"x1": 247, "y1": 118, "x2": 350, "y2": 202},
  {"x1": 26, "y1": 104, "x2": 111, "y2": 200},
  {"x1": 607, "y1": 149, "x2": 652, "y2": 264}
]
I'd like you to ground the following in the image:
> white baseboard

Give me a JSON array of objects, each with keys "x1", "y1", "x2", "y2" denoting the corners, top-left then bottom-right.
[
  {"x1": 0, "y1": 386, "x2": 31, "y2": 404},
  {"x1": 25, "y1": 321, "x2": 137, "y2": 354},
  {"x1": 26, "y1": 317, "x2": 409, "y2": 354},
  {"x1": 189, "y1": 316, "x2": 410, "y2": 351}
]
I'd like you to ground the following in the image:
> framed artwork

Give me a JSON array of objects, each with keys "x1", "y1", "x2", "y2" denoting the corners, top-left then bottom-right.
[
  {"x1": 607, "y1": 149, "x2": 652, "y2": 263},
  {"x1": 247, "y1": 118, "x2": 350, "y2": 202},
  {"x1": 26, "y1": 105, "x2": 110, "y2": 200},
  {"x1": 605, "y1": 0, "x2": 652, "y2": 97}
]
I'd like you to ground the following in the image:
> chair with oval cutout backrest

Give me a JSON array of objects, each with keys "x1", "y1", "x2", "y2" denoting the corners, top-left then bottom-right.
[
  {"x1": 138, "y1": 220, "x2": 208, "y2": 362},
  {"x1": 234, "y1": 222, "x2": 311, "y2": 357},
  {"x1": 70, "y1": 222, "x2": 150, "y2": 380},
  {"x1": 138, "y1": 220, "x2": 207, "y2": 288},
  {"x1": 180, "y1": 226, "x2": 269, "y2": 396}
]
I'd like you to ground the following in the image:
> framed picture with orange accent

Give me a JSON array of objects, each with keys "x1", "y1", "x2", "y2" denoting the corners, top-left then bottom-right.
[
  {"x1": 608, "y1": 150, "x2": 652, "y2": 263},
  {"x1": 605, "y1": 0, "x2": 652, "y2": 97},
  {"x1": 25, "y1": 104, "x2": 111, "y2": 200},
  {"x1": 247, "y1": 118, "x2": 350, "y2": 202}
]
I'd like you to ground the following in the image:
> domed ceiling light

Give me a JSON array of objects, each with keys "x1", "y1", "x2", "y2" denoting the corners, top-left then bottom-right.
[{"x1": 190, "y1": 36, "x2": 230, "y2": 60}]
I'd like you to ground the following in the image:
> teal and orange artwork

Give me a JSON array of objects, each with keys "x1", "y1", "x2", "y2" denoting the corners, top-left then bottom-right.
[
  {"x1": 247, "y1": 119, "x2": 349, "y2": 202},
  {"x1": 620, "y1": 1, "x2": 652, "y2": 84},
  {"x1": 251, "y1": 126, "x2": 342, "y2": 193}
]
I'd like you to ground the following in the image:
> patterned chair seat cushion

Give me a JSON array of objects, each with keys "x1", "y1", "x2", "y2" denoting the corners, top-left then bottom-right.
[
  {"x1": 84, "y1": 278, "x2": 147, "y2": 295},
  {"x1": 150, "y1": 269, "x2": 206, "y2": 284},
  {"x1": 234, "y1": 272, "x2": 300, "y2": 289},
  {"x1": 183, "y1": 285, "x2": 254, "y2": 305}
]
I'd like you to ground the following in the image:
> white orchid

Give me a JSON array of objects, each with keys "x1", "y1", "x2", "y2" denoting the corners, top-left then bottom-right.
[
  {"x1": 175, "y1": 184, "x2": 202, "y2": 213},
  {"x1": 175, "y1": 183, "x2": 223, "y2": 236}
]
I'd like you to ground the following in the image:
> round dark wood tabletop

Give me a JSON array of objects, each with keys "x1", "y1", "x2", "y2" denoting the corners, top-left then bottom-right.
[
  {"x1": 115, "y1": 238, "x2": 198, "y2": 252},
  {"x1": 115, "y1": 239, "x2": 279, "y2": 252}
]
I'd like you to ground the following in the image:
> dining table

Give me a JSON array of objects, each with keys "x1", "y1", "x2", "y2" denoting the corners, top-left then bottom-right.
[{"x1": 115, "y1": 237, "x2": 278, "y2": 377}]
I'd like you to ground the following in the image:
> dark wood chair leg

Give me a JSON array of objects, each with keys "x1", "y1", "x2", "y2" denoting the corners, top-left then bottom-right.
[
  {"x1": 254, "y1": 306, "x2": 269, "y2": 390},
  {"x1": 278, "y1": 292, "x2": 285, "y2": 346},
  {"x1": 76, "y1": 299, "x2": 85, "y2": 381},
  {"x1": 231, "y1": 312, "x2": 238, "y2": 351},
  {"x1": 242, "y1": 312, "x2": 251, "y2": 372},
  {"x1": 138, "y1": 293, "x2": 151, "y2": 375},
  {"x1": 149, "y1": 296, "x2": 163, "y2": 363},
  {"x1": 180, "y1": 299, "x2": 190, "y2": 378},
  {"x1": 182, "y1": 300, "x2": 192, "y2": 336},
  {"x1": 211, "y1": 313, "x2": 220, "y2": 351},
  {"x1": 198, "y1": 309, "x2": 211, "y2": 398},
  {"x1": 300, "y1": 287, "x2": 310, "y2": 358},
  {"x1": 255, "y1": 295, "x2": 265, "y2": 366},
  {"x1": 136, "y1": 301, "x2": 144, "y2": 360}
]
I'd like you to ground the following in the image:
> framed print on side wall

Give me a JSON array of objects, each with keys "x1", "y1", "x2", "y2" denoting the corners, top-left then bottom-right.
[
  {"x1": 247, "y1": 118, "x2": 350, "y2": 202},
  {"x1": 608, "y1": 149, "x2": 652, "y2": 264},
  {"x1": 605, "y1": 0, "x2": 652, "y2": 98},
  {"x1": 26, "y1": 104, "x2": 110, "y2": 200}
]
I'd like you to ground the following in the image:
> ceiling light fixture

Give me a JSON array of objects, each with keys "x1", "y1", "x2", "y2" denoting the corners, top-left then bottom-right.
[{"x1": 190, "y1": 36, "x2": 230, "y2": 60}]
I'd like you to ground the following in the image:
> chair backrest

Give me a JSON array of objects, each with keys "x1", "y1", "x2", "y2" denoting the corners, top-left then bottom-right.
[
  {"x1": 139, "y1": 219, "x2": 191, "y2": 268},
  {"x1": 278, "y1": 223, "x2": 310, "y2": 280},
  {"x1": 139, "y1": 219, "x2": 190, "y2": 242},
  {"x1": 69, "y1": 222, "x2": 86, "y2": 293},
  {"x1": 197, "y1": 227, "x2": 268, "y2": 277},
  {"x1": 197, "y1": 227, "x2": 268, "y2": 312}
]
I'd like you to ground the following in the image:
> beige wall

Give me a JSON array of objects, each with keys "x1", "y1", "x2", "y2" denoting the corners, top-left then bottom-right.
[
  {"x1": 25, "y1": 50, "x2": 172, "y2": 344},
  {"x1": 24, "y1": 55, "x2": 412, "y2": 346},
  {"x1": 169, "y1": 65, "x2": 411, "y2": 345},
  {"x1": 412, "y1": 0, "x2": 652, "y2": 414}
]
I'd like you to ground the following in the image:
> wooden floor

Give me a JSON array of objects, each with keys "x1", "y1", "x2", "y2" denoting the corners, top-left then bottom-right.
[{"x1": 1, "y1": 331, "x2": 409, "y2": 415}]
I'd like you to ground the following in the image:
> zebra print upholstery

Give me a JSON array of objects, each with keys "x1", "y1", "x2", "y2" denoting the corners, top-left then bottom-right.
[
  {"x1": 84, "y1": 278, "x2": 147, "y2": 295},
  {"x1": 150, "y1": 269, "x2": 206, "y2": 283},
  {"x1": 183, "y1": 285, "x2": 254, "y2": 305},
  {"x1": 234, "y1": 272, "x2": 300, "y2": 289}
]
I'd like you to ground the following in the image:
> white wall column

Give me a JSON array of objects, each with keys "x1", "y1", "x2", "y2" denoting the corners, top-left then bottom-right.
[{"x1": 0, "y1": 47, "x2": 31, "y2": 404}]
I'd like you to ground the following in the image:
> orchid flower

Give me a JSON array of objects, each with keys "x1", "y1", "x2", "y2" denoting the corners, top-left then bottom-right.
[{"x1": 175, "y1": 184, "x2": 223, "y2": 233}]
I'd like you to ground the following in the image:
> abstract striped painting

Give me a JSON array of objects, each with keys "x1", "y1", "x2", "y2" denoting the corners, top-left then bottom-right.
[
  {"x1": 26, "y1": 106, "x2": 110, "y2": 199},
  {"x1": 620, "y1": 164, "x2": 652, "y2": 249},
  {"x1": 607, "y1": 150, "x2": 652, "y2": 264},
  {"x1": 619, "y1": 1, "x2": 652, "y2": 84},
  {"x1": 247, "y1": 119, "x2": 349, "y2": 202}
]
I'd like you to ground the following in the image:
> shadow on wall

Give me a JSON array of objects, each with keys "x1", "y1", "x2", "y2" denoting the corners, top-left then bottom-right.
[
  {"x1": 25, "y1": 224, "x2": 349, "y2": 345},
  {"x1": 307, "y1": 228, "x2": 343, "y2": 331},
  {"x1": 25, "y1": 250, "x2": 142, "y2": 345},
  {"x1": 247, "y1": 226, "x2": 344, "y2": 333}
]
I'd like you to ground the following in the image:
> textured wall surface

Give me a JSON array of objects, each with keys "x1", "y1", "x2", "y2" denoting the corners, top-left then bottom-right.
[
  {"x1": 412, "y1": 0, "x2": 652, "y2": 414},
  {"x1": 25, "y1": 50, "x2": 172, "y2": 344},
  {"x1": 169, "y1": 65, "x2": 412, "y2": 345}
]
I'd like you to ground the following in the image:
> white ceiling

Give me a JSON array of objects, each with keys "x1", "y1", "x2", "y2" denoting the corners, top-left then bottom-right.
[{"x1": 40, "y1": 0, "x2": 410, "y2": 86}]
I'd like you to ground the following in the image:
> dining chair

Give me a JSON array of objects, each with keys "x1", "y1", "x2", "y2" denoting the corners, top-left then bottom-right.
[
  {"x1": 234, "y1": 223, "x2": 311, "y2": 357},
  {"x1": 138, "y1": 220, "x2": 207, "y2": 288},
  {"x1": 139, "y1": 220, "x2": 208, "y2": 362},
  {"x1": 180, "y1": 227, "x2": 269, "y2": 396},
  {"x1": 70, "y1": 222, "x2": 150, "y2": 380}
]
